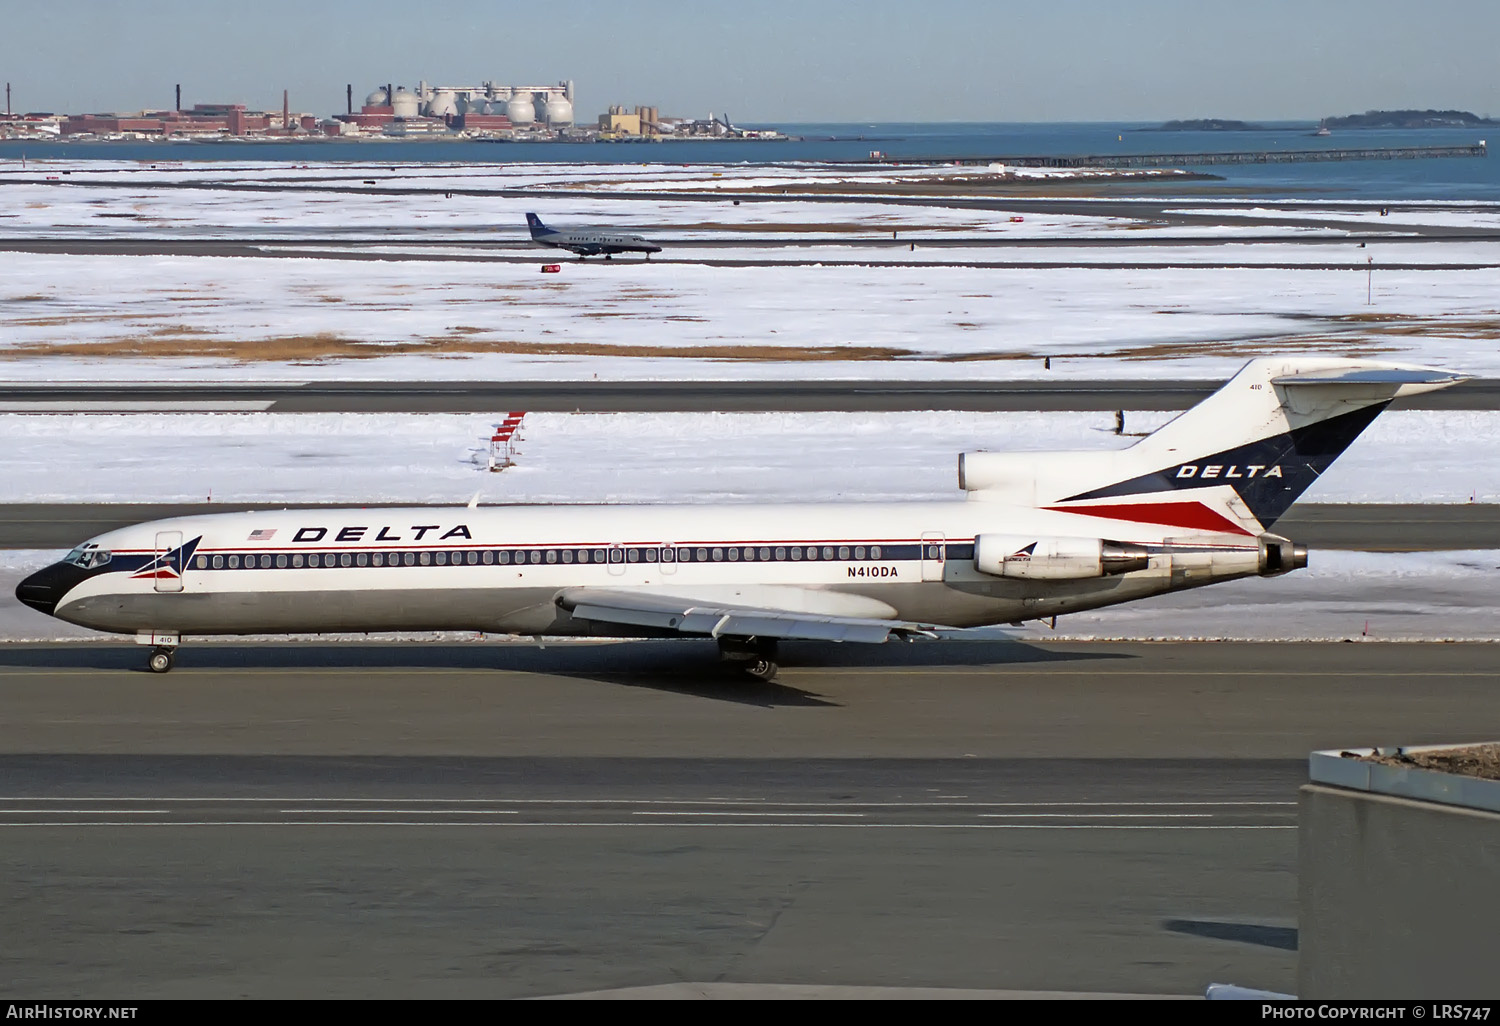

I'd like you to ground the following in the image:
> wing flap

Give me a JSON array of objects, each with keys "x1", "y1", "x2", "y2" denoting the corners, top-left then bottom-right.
[{"x1": 559, "y1": 588, "x2": 939, "y2": 644}]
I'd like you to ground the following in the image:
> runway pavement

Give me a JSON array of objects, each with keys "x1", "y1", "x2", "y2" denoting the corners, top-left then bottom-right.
[
  {"x1": 0, "y1": 235, "x2": 1493, "y2": 270},
  {"x1": 0, "y1": 639, "x2": 1494, "y2": 997},
  {"x1": 1, "y1": 502, "x2": 1493, "y2": 551},
  {"x1": 6, "y1": 175, "x2": 1498, "y2": 236},
  {"x1": 1, "y1": 378, "x2": 1493, "y2": 412}
]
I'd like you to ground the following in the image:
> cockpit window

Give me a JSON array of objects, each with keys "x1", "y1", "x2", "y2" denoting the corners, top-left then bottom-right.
[{"x1": 64, "y1": 546, "x2": 112, "y2": 569}]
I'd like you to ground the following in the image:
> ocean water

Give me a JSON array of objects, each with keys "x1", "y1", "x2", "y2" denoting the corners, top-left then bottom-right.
[{"x1": 2, "y1": 121, "x2": 1494, "y2": 201}]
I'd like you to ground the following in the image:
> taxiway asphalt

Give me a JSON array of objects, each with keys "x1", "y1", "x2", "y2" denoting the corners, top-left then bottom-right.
[
  {"x1": 0, "y1": 639, "x2": 1494, "y2": 997},
  {"x1": 0, "y1": 235, "x2": 1493, "y2": 270},
  {"x1": 0, "y1": 378, "x2": 1493, "y2": 413}
]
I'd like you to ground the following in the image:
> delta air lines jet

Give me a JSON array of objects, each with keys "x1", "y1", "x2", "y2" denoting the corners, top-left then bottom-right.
[{"x1": 16, "y1": 357, "x2": 1465, "y2": 678}]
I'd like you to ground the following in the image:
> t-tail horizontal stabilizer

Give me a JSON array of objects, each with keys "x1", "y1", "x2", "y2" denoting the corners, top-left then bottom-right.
[{"x1": 960, "y1": 357, "x2": 1468, "y2": 531}]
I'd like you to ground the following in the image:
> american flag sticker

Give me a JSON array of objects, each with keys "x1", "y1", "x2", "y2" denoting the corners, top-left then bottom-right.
[{"x1": 248, "y1": 529, "x2": 277, "y2": 541}]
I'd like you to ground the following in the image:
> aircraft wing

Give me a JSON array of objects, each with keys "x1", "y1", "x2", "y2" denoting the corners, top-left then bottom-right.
[{"x1": 555, "y1": 587, "x2": 944, "y2": 643}]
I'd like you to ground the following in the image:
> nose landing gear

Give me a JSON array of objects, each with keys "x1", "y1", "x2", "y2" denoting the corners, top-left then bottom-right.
[{"x1": 136, "y1": 632, "x2": 180, "y2": 673}]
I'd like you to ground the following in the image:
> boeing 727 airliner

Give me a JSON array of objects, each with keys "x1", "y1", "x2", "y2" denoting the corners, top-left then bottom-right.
[
  {"x1": 526, "y1": 212, "x2": 662, "y2": 259},
  {"x1": 16, "y1": 357, "x2": 1466, "y2": 677}
]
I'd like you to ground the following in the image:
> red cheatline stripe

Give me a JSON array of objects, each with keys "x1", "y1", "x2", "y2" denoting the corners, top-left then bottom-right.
[{"x1": 1042, "y1": 501, "x2": 1253, "y2": 536}]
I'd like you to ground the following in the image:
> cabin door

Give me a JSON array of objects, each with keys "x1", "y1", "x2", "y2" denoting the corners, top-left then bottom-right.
[
  {"x1": 153, "y1": 530, "x2": 185, "y2": 593},
  {"x1": 920, "y1": 532, "x2": 946, "y2": 582}
]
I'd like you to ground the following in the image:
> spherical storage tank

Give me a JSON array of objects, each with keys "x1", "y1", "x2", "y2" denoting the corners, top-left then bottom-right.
[
  {"x1": 507, "y1": 94, "x2": 537, "y2": 125},
  {"x1": 543, "y1": 97, "x2": 573, "y2": 125},
  {"x1": 426, "y1": 90, "x2": 459, "y2": 118},
  {"x1": 365, "y1": 88, "x2": 389, "y2": 107},
  {"x1": 391, "y1": 88, "x2": 421, "y2": 118}
]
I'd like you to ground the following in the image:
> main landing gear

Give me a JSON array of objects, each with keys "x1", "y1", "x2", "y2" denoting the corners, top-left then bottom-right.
[
  {"x1": 147, "y1": 646, "x2": 175, "y2": 673},
  {"x1": 719, "y1": 637, "x2": 779, "y2": 681}
]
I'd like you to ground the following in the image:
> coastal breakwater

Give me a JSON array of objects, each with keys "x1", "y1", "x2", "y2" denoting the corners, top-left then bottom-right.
[{"x1": 858, "y1": 142, "x2": 1488, "y2": 167}]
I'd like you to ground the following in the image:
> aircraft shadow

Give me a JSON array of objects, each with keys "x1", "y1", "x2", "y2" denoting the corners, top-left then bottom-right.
[
  {"x1": 0, "y1": 636, "x2": 1129, "y2": 709},
  {"x1": 1163, "y1": 918, "x2": 1299, "y2": 952}
]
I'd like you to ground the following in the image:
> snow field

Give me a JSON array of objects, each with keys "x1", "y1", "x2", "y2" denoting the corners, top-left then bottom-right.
[
  {"x1": 0, "y1": 409, "x2": 1492, "y2": 505},
  {"x1": 2, "y1": 251, "x2": 1497, "y2": 382}
]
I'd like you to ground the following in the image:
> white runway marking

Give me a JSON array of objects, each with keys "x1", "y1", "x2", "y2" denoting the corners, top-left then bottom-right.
[
  {"x1": 0, "y1": 797, "x2": 1298, "y2": 806},
  {"x1": 0, "y1": 795, "x2": 1296, "y2": 829},
  {"x1": 0, "y1": 401, "x2": 276, "y2": 412},
  {"x1": 277, "y1": 808, "x2": 519, "y2": 814},
  {"x1": 0, "y1": 820, "x2": 1297, "y2": 830},
  {"x1": 978, "y1": 813, "x2": 1215, "y2": 819},
  {"x1": 632, "y1": 811, "x2": 867, "y2": 817}
]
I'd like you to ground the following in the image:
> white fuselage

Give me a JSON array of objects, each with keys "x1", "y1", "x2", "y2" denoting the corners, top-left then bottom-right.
[{"x1": 48, "y1": 500, "x2": 1263, "y2": 638}]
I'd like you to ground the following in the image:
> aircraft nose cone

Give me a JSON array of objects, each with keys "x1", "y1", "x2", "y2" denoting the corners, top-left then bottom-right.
[{"x1": 15, "y1": 562, "x2": 78, "y2": 617}]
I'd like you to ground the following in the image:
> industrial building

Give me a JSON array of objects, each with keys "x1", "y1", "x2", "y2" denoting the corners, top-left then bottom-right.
[
  {"x1": 0, "y1": 77, "x2": 788, "y2": 143},
  {"x1": 338, "y1": 80, "x2": 576, "y2": 136},
  {"x1": 58, "y1": 105, "x2": 324, "y2": 138}
]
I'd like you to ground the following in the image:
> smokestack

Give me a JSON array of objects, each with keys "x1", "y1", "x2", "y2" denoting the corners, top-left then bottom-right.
[
  {"x1": 5, "y1": 83, "x2": 10, "y2": 117},
  {"x1": 283, "y1": 89, "x2": 289, "y2": 130},
  {"x1": 346, "y1": 83, "x2": 352, "y2": 114},
  {"x1": 175, "y1": 83, "x2": 181, "y2": 111}
]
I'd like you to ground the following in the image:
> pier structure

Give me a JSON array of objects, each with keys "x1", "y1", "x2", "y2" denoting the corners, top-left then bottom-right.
[{"x1": 856, "y1": 142, "x2": 1487, "y2": 167}]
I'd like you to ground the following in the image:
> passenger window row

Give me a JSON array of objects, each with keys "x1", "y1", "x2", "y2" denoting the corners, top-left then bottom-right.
[{"x1": 189, "y1": 543, "x2": 962, "y2": 572}]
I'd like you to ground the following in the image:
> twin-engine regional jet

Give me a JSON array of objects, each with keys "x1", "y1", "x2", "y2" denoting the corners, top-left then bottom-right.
[
  {"x1": 526, "y1": 212, "x2": 662, "y2": 259},
  {"x1": 17, "y1": 357, "x2": 1465, "y2": 678}
]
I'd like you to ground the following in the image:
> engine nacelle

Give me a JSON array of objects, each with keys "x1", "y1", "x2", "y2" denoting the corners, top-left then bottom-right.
[
  {"x1": 1257, "y1": 533, "x2": 1308, "y2": 577},
  {"x1": 974, "y1": 534, "x2": 1151, "y2": 580}
]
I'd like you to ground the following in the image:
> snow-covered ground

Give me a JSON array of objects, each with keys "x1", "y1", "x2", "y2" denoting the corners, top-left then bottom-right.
[
  {"x1": 1, "y1": 253, "x2": 1496, "y2": 382},
  {"x1": 1, "y1": 547, "x2": 1494, "y2": 643},
  {"x1": 0, "y1": 409, "x2": 1491, "y2": 505},
  {"x1": 2, "y1": 160, "x2": 1498, "y2": 381}
]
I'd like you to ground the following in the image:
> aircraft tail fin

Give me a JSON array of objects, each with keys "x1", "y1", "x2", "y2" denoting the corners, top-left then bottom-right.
[
  {"x1": 525, "y1": 212, "x2": 552, "y2": 239},
  {"x1": 959, "y1": 357, "x2": 1467, "y2": 533}
]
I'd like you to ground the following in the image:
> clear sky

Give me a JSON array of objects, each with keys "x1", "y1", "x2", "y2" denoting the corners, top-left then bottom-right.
[{"x1": 3, "y1": 0, "x2": 1497, "y2": 123}]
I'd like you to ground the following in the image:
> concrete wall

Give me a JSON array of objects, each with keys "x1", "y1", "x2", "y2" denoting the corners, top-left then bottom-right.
[{"x1": 1298, "y1": 783, "x2": 1500, "y2": 998}]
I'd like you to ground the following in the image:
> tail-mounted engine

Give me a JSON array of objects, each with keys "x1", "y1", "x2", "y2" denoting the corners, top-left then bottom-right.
[
  {"x1": 974, "y1": 535, "x2": 1150, "y2": 580},
  {"x1": 1257, "y1": 533, "x2": 1308, "y2": 577}
]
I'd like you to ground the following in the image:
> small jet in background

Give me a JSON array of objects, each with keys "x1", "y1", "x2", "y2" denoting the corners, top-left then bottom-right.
[{"x1": 525, "y1": 212, "x2": 661, "y2": 260}]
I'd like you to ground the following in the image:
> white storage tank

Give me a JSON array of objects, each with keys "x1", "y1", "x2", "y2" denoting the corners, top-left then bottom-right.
[
  {"x1": 507, "y1": 93, "x2": 538, "y2": 125},
  {"x1": 543, "y1": 96, "x2": 573, "y2": 124},
  {"x1": 391, "y1": 88, "x2": 421, "y2": 118},
  {"x1": 426, "y1": 90, "x2": 459, "y2": 118},
  {"x1": 365, "y1": 87, "x2": 389, "y2": 107}
]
